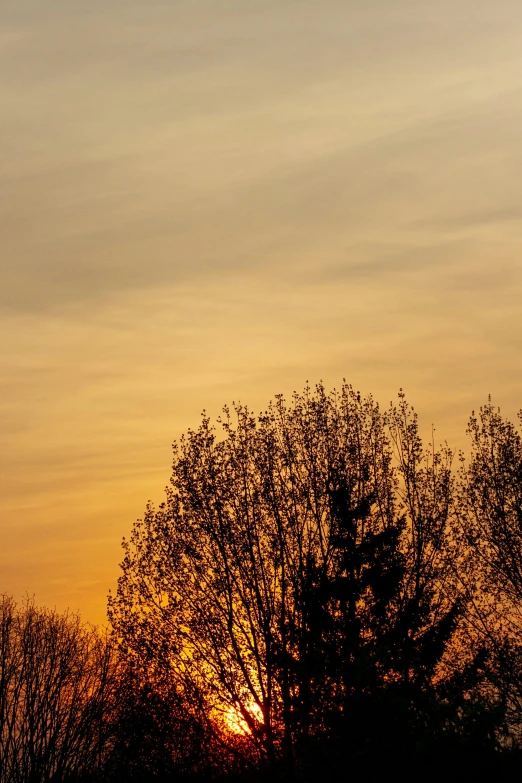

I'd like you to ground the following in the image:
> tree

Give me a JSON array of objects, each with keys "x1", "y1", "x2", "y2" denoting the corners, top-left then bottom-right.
[
  {"x1": 0, "y1": 596, "x2": 115, "y2": 783},
  {"x1": 463, "y1": 401, "x2": 522, "y2": 612},
  {"x1": 109, "y1": 383, "x2": 503, "y2": 780},
  {"x1": 457, "y1": 401, "x2": 522, "y2": 740},
  {"x1": 105, "y1": 660, "x2": 213, "y2": 783}
]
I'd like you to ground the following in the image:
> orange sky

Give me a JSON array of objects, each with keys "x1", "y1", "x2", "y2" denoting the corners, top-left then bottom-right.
[{"x1": 2, "y1": 0, "x2": 522, "y2": 625}]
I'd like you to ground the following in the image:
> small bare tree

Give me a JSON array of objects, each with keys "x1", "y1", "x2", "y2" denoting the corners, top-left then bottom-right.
[{"x1": 0, "y1": 596, "x2": 115, "y2": 783}]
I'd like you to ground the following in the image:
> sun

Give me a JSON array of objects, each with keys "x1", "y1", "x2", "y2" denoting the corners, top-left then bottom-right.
[{"x1": 224, "y1": 700, "x2": 264, "y2": 735}]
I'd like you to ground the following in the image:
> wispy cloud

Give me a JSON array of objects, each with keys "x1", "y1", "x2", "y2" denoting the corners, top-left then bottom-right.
[{"x1": 2, "y1": 0, "x2": 522, "y2": 621}]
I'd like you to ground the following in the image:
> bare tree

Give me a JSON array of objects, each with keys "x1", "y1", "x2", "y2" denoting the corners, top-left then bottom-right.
[{"x1": 0, "y1": 596, "x2": 115, "y2": 783}]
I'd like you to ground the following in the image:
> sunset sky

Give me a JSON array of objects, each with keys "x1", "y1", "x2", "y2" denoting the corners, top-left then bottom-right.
[{"x1": 2, "y1": 0, "x2": 522, "y2": 624}]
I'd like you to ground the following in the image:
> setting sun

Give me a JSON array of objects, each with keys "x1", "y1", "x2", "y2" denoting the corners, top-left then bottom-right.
[{"x1": 224, "y1": 701, "x2": 264, "y2": 736}]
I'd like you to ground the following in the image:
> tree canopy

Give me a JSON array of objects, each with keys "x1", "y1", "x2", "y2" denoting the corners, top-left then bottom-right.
[
  {"x1": 108, "y1": 383, "x2": 520, "y2": 780},
  {"x1": 5, "y1": 382, "x2": 522, "y2": 782}
]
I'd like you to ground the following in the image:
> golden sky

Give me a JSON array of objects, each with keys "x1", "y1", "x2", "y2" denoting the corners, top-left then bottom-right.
[{"x1": 2, "y1": 0, "x2": 522, "y2": 624}]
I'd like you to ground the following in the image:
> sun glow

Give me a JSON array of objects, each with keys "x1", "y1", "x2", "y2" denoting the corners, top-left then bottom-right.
[{"x1": 224, "y1": 701, "x2": 264, "y2": 735}]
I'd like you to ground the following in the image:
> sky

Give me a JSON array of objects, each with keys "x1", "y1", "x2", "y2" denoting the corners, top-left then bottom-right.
[{"x1": 2, "y1": 0, "x2": 522, "y2": 624}]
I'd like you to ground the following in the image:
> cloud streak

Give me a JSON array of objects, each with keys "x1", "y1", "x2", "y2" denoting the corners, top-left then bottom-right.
[{"x1": 2, "y1": 0, "x2": 522, "y2": 621}]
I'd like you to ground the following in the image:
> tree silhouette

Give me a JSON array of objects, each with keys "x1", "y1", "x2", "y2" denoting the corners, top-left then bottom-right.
[
  {"x1": 105, "y1": 661, "x2": 213, "y2": 783},
  {"x1": 0, "y1": 596, "x2": 115, "y2": 783},
  {"x1": 457, "y1": 401, "x2": 522, "y2": 742},
  {"x1": 110, "y1": 383, "x2": 502, "y2": 780}
]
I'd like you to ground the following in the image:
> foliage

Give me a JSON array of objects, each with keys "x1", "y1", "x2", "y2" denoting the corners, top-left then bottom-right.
[
  {"x1": 457, "y1": 401, "x2": 522, "y2": 739},
  {"x1": 6, "y1": 383, "x2": 522, "y2": 781},
  {"x1": 109, "y1": 383, "x2": 503, "y2": 778}
]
